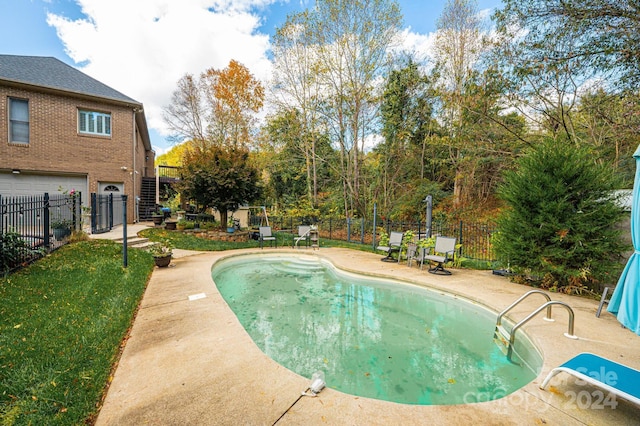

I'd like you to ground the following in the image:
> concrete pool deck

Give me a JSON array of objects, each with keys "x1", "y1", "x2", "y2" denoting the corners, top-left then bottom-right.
[{"x1": 94, "y1": 225, "x2": 639, "y2": 425}]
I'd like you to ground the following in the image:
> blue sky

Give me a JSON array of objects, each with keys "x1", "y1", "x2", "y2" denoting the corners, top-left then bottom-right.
[{"x1": 0, "y1": 0, "x2": 501, "y2": 153}]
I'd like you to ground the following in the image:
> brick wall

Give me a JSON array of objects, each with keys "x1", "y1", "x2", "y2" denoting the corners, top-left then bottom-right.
[{"x1": 1, "y1": 85, "x2": 153, "y2": 222}]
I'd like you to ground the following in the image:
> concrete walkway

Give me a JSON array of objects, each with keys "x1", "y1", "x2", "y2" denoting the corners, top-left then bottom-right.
[{"x1": 93, "y1": 225, "x2": 639, "y2": 425}]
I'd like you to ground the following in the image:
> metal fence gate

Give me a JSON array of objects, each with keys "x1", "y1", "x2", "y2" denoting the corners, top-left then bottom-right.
[{"x1": 91, "y1": 193, "x2": 124, "y2": 234}]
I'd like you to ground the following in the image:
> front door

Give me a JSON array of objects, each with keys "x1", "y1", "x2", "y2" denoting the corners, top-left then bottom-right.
[{"x1": 99, "y1": 182, "x2": 124, "y2": 226}]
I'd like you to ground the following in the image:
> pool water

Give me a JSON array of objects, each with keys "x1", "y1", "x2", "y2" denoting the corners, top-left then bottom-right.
[{"x1": 212, "y1": 254, "x2": 542, "y2": 405}]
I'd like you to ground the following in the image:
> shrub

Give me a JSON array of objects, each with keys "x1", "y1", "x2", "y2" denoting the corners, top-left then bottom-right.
[
  {"x1": 1, "y1": 229, "x2": 43, "y2": 274},
  {"x1": 495, "y1": 139, "x2": 628, "y2": 293}
]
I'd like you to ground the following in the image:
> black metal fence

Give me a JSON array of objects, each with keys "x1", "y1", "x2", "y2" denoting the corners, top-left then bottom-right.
[
  {"x1": 1, "y1": 192, "x2": 83, "y2": 274},
  {"x1": 259, "y1": 216, "x2": 497, "y2": 262}
]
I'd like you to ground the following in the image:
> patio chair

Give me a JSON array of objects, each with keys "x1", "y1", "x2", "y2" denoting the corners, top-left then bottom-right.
[
  {"x1": 540, "y1": 352, "x2": 640, "y2": 407},
  {"x1": 259, "y1": 226, "x2": 277, "y2": 249},
  {"x1": 415, "y1": 246, "x2": 429, "y2": 270},
  {"x1": 294, "y1": 225, "x2": 311, "y2": 248},
  {"x1": 376, "y1": 231, "x2": 404, "y2": 262},
  {"x1": 423, "y1": 236, "x2": 456, "y2": 275},
  {"x1": 406, "y1": 243, "x2": 417, "y2": 267}
]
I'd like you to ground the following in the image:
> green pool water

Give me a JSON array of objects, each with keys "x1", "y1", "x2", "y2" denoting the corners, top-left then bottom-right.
[{"x1": 211, "y1": 254, "x2": 542, "y2": 405}]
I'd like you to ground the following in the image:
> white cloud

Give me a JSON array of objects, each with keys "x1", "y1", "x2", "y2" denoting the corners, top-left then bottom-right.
[
  {"x1": 396, "y1": 27, "x2": 437, "y2": 63},
  {"x1": 47, "y1": 0, "x2": 276, "y2": 146}
]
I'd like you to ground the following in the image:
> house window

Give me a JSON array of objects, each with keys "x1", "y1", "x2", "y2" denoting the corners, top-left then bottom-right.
[
  {"x1": 103, "y1": 185, "x2": 120, "y2": 192},
  {"x1": 78, "y1": 110, "x2": 111, "y2": 136},
  {"x1": 9, "y1": 98, "x2": 29, "y2": 144}
]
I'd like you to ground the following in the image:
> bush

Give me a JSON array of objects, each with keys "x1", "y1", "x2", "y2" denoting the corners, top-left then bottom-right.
[
  {"x1": 0, "y1": 230, "x2": 43, "y2": 274},
  {"x1": 495, "y1": 139, "x2": 628, "y2": 293}
]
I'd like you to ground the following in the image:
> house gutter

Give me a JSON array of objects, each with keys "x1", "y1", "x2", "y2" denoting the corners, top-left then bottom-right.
[{"x1": 133, "y1": 108, "x2": 138, "y2": 223}]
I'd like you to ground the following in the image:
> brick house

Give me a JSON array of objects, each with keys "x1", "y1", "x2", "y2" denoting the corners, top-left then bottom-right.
[{"x1": 0, "y1": 54, "x2": 155, "y2": 223}]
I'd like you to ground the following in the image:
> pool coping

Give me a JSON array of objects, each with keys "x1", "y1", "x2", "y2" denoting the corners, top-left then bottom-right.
[{"x1": 95, "y1": 247, "x2": 640, "y2": 425}]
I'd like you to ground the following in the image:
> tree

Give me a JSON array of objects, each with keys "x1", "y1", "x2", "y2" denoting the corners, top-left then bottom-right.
[
  {"x1": 376, "y1": 59, "x2": 439, "y2": 218},
  {"x1": 303, "y1": 0, "x2": 403, "y2": 218},
  {"x1": 432, "y1": 0, "x2": 489, "y2": 207},
  {"x1": 494, "y1": 0, "x2": 640, "y2": 90},
  {"x1": 179, "y1": 142, "x2": 262, "y2": 227},
  {"x1": 163, "y1": 60, "x2": 264, "y2": 147},
  {"x1": 271, "y1": 13, "x2": 324, "y2": 205},
  {"x1": 162, "y1": 74, "x2": 206, "y2": 143},
  {"x1": 495, "y1": 139, "x2": 627, "y2": 293},
  {"x1": 202, "y1": 59, "x2": 264, "y2": 147}
]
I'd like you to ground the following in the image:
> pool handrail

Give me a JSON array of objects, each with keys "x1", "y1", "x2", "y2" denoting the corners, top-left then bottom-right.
[{"x1": 496, "y1": 290, "x2": 553, "y2": 327}]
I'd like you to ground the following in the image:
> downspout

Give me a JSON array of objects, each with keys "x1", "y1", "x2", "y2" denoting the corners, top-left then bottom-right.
[{"x1": 132, "y1": 108, "x2": 138, "y2": 223}]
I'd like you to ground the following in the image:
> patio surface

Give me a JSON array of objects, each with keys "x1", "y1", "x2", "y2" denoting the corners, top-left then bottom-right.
[{"x1": 94, "y1": 224, "x2": 639, "y2": 425}]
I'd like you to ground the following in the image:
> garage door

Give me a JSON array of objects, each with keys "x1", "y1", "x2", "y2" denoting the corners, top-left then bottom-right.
[{"x1": 0, "y1": 172, "x2": 88, "y2": 202}]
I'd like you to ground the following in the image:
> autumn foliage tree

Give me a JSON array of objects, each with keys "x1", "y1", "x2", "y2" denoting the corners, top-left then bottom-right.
[{"x1": 164, "y1": 60, "x2": 264, "y2": 225}]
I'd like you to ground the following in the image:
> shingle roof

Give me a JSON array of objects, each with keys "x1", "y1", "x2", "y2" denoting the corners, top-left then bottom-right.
[{"x1": 0, "y1": 54, "x2": 140, "y2": 105}]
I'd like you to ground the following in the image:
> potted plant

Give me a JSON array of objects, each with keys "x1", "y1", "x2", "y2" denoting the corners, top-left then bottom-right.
[
  {"x1": 151, "y1": 212, "x2": 164, "y2": 226},
  {"x1": 226, "y1": 215, "x2": 235, "y2": 233},
  {"x1": 165, "y1": 220, "x2": 177, "y2": 230},
  {"x1": 148, "y1": 240, "x2": 173, "y2": 267},
  {"x1": 51, "y1": 218, "x2": 72, "y2": 240}
]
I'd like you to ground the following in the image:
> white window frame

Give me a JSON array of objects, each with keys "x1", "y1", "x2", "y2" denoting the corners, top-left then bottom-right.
[
  {"x1": 78, "y1": 109, "x2": 111, "y2": 137},
  {"x1": 8, "y1": 97, "x2": 30, "y2": 144}
]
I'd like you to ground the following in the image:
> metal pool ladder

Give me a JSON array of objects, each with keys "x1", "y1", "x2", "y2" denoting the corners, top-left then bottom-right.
[{"x1": 494, "y1": 290, "x2": 578, "y2": 361}]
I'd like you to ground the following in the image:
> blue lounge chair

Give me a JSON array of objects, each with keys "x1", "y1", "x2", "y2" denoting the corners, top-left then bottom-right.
[{"x1": 540, "y1": 352, "x2": 640, "y2": 406}]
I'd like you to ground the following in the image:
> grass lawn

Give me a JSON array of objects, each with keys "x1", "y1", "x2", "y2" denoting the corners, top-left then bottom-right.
[
  {"x1": 138, "y1": 227, "x2": 379, "y2": 253},
  {"x1": 0, "y1": 240, "x2": 154, "y2": 425},
  {"x1": 0, "y1": 230, "x2": 377, "y2": 425}
]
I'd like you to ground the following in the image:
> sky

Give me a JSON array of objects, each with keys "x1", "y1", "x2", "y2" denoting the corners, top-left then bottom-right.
[{"x1": 0, "y1": 0, "x2": 501, "y2": 155}]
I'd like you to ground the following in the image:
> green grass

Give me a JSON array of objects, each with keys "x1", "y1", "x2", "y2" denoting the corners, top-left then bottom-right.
[
  {"x1": 138, "y1": 228, "x2": 378, "y2": 253},
  {"x1": 0, "y1": 240, "x2": 154, "y2": 425}
]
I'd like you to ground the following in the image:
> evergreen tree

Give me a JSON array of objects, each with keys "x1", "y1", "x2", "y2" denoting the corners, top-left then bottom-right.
[{"x1": 495, "y1": 139, "x2": 627, "y2": 293}]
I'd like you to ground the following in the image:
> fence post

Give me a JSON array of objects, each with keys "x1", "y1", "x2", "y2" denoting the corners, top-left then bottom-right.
[
  {"x1": 372, "y1": 203, "x2": 377, "y2": 249},
  {"x1": 122, "y1": 195, "x2": 128, "y2": 268},
  {"x1": 459, "y1": 220, "x2": 464, "y2": 257},
  {"x1": 44, "y1": 193, "x2": 50, "y2": 249},
  {"x1": 91, "y1": 193, "x2": 97, "y2": 234}
]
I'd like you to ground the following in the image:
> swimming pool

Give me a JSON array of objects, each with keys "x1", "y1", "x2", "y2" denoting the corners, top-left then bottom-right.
[{"x1": 211, "y1": 253, "x2": 542, "y2": 405}]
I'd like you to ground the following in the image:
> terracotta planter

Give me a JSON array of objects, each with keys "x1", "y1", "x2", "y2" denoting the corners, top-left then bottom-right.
[{"x1": 153, "y1": 254, "x2": 172, "y2": 268}]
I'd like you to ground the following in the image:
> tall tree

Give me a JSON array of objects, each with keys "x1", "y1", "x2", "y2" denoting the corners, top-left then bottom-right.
[
  {"x1": 432, "y1": 0, "x2": 489, "y2": 207},
  {"x1": 494, "y1": 0, "x2": 640, "y2": 90},
  {"x1": 163, "y1": 60, "x2": 264, "y2": 147},
  {"x1": 162, "y1": 74, "x2": 206, "y2": 143},
  {"x1": 376, "y1": 59, "x2": 438, "y2": 217},
  {"x1": 305, "y1": 0, "x2": 403, "y2": 218},
  {"x1": 202, "y1": 59, "x2": 264, "y2": 147},
  {"x1": 271, "y1": 14, "x2": 324, "y2": 205}
]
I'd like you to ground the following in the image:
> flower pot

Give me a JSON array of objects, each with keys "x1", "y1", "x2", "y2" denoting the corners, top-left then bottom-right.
[
  {"x1": 227, "y1": 227, "x2": 235, "y2": 233},
  {"x1": 53, "y1": 227, "x2": 71, "y2": 240},
  {"x1": 165, "y1": 221, "x2": 177, "y2": 230},
  {"x1": 152, "y1": 215, "x2": 163, "y2": 226},
  {"x1": 154, "y1": 254, "x2": 172, "y2": 267}
]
